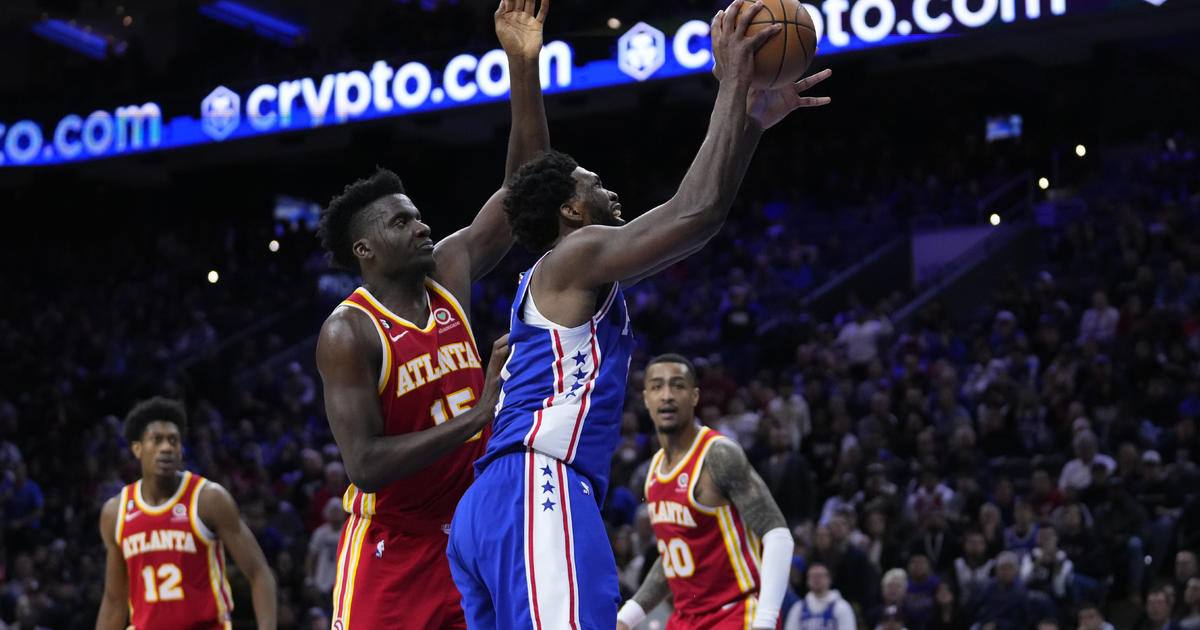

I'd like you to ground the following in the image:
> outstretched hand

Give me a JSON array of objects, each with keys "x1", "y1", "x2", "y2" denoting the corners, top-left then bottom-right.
[
  {"x1": 747, "y1": 67, "x2": 832, "y2": 130},
  {"x1": 495, "y1": 0, "x2": 547, "y2": 60}
]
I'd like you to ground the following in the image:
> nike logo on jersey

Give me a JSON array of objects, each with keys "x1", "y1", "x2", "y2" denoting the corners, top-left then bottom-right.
[{"x1": 389, "y1": 330, "x2": 409, "y2": 342}]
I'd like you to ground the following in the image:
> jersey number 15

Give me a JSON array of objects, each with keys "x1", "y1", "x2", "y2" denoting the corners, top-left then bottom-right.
[{"x1": 430, "y1": 387, "x2": 482, "y2": 442}]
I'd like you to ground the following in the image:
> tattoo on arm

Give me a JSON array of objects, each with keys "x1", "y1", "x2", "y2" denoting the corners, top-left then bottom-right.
[
  {"x1": 705, "y1": 439, "x2": 787, "y2": 536},
  {"x1": 632, "y1": 556, "x2": 671, "y2": 611}
]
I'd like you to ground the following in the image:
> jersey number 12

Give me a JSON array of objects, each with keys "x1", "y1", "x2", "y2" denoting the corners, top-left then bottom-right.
[{"x1": 142, "y1": 563, "x2": 184, "y2": 602}]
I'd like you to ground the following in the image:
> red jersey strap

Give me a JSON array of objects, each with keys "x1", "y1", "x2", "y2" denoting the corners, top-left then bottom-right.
[
  {"x1": 647, "y1": 427, "x2": 723, "y2": 506},
  {"x1": 336, "y1": 280, "x2": 473, "y2": 396}
]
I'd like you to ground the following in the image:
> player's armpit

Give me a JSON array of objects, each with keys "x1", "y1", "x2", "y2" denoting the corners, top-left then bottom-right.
[
  {"x1": 198, "y1": 483, "x2": 278, "y2": 630},
  {"x1": 703, "y1": 438, "x2": 787, "y2": 536}
]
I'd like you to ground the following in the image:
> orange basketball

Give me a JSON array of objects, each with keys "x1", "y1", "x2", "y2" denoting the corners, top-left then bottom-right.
[{"x1": 745, "y1": 0, "x2": 817, "y2": 89}]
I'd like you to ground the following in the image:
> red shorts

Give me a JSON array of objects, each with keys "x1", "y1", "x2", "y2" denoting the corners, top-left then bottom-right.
[
  {"x1": 668, "y1": 596, "x2": 776, "y2": 630},
  {"x1": 331, "y1": 514, "x2": 465, "y2": 630}
]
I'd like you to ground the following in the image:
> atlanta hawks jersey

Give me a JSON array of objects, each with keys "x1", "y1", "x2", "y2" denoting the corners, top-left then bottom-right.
[
  {"x1": 645, "y1": 427, "x2": 763, "y2": 619},
  {"x1": 335, "y1": 279, "x2": 487, "y2": 534},
  {"x1": 475, "y1": 259, "x2": 635, "y2": 503},
  {"x1": 115, "y1": 471, "x2": 233, "y2": 630}
]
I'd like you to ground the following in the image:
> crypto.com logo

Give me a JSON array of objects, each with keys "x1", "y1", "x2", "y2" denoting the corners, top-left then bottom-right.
[
  {"x1": 201, "y1": 86, "x2": 241, "y2": 141},
  {"x1": 618, "y1": 22, "x2": 666, "y2": 81}
]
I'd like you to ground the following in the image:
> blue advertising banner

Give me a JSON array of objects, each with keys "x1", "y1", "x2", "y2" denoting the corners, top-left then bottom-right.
[{"x1": 0, "y1": 0, "x2": 1168, "y2": 167}]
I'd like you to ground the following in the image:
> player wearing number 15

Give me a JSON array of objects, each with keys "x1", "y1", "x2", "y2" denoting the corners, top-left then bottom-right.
[
  {"x1": 313, "y1": 1, "x2": 550, "y2": 627},
  {"x1": 617, "y1": 354, "x2": 795, "y2": 630},
  {"x1": 96, "y1": 397, "x2": 277, "y2": 630}
]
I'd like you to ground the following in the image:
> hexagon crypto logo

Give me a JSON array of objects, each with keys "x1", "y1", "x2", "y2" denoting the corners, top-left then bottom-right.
[
  {"x1": 618, "y1": 22, "x2": 666, "y2": 82},
  {"x1": 201, "y1": 86, "x2": 241, "y2": 140}
]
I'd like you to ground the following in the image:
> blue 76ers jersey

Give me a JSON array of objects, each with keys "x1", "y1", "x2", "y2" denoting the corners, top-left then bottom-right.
[{"x1": 475, "y1": 258, "x2": 635, "y2": 504}]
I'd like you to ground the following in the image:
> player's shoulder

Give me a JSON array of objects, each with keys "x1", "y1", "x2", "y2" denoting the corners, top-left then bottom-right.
[
  {"x1": 195, "y1": 479, "x2": 239, "y2": 519},
  {"x1": 196, "y1": 477, "x2": 231, "y2": 502},
  {"x1": 700, "y1": 435, "x2": 751, "y2": 474},
  {"x1": 318, "y1": 303, "x2": 377, "y2": 349},
  {"x1": 100, "y1": 492, "x2": 124, "y2": 518}
]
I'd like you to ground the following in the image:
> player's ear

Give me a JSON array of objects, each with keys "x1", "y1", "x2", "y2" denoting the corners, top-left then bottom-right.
[
  {"x1": 352, "y1": 238, "x2": 372, "y2": 261},
  {"x1": 559, "y1": 200, "x2": 584, "y2": 224},
  {"x1": 131, "y1": 441, "x2": 143, "y2": 459}
]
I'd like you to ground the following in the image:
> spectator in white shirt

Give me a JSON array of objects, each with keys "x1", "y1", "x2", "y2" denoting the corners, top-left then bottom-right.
[
  {"x1": 768, "y1": 380, "x2": 811, "y2": 450},
  {"x1": 784, "y1": 562, "x2": 857, "y2": 630},
  {"x1": 305, "y1": 497, "x2": 346, "y2": 602},
  {"x1": 1078, "y1": 291, "x2": 1120, "y2": 343},
  {"x1": 837, "y1": 308, "x2": 893, "y2": 368},
  {"x1": 1059, "y1": 430, "x2": 1116, "y2": 493},
  {"x1": 820, "y1": 472, "x2": 863, "y2": 527}
]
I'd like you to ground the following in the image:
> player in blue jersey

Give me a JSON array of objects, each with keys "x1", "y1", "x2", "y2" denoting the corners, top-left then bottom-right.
[{"x1": 447, "y1": 2, "x2": 832, "y2": 628}]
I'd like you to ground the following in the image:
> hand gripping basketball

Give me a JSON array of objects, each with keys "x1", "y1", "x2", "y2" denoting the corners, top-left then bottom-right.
[{"x1": 710, "y1": 0, "x2": 782, "y2": 86}]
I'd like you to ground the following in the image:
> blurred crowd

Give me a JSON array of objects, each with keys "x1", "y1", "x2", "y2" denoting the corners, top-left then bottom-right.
[{"x1": 1, "y1": 36, "x2": 1198, "y2": 626}]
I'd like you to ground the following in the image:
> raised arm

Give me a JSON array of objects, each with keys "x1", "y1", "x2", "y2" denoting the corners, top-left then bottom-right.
[
  {"x1": 704, "y1": 438, "x2": 793, "y2": 630},
  {"x1": 95, "y1": 497, "x2": 129, "y2": 630},
  {"x1": 432, "y1": 0, "x2": 552, "y2": 298},
  {"x1": 315, "y1": 309, "x2": 508, "y2": 492},
  {"x1": 546, "y1": 1, "x2": 830, "y2": 289},
  {"x1": 198, "y1": 483, "x2": 277, "y2": 630}
]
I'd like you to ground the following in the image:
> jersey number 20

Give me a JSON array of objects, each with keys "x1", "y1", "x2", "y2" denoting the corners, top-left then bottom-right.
[
  {"x1": 430, "y1": 387, "x2": 482, "y2": 442},
  {"x1": 142, "y1": 563, "x2": 184, "y2": 602},
  {"x1": 658, "y1": 538, "x2": 695, "y2": 578}
]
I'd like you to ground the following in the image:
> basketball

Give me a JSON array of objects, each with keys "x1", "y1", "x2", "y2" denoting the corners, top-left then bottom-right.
[{"x1": 745, "y1": 0, "x2": 817, "y2": 89}]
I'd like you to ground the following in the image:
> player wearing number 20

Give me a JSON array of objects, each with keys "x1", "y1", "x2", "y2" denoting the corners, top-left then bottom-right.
[
  {"x1": 619, "y1": 354, "x2": 794, "y2": 630},
  {"x1": 96, "y1": 397, "x2": 277, "y2": 630}
]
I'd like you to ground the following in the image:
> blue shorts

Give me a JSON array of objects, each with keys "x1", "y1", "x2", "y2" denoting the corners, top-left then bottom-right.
[{"x1": 448, "y1": 449, "x2": 620, "y2": 630}]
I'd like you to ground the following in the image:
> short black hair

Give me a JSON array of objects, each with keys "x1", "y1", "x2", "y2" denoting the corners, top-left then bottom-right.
[
  {"x1": 320, "y1": 169, "x2": 407, "y2": 272},
  {"x1": 504, "y1": 150, "x2": 578, "y2": 253},
  {"x1": 645, "y1": 353, "x2": 698, "y2": 385},
  {"x1": 124, "y1": 397, "x2": 187, "y2": 443}
]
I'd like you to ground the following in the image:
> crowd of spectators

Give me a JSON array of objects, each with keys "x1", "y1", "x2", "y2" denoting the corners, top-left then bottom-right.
[{"x1": 1, "y1": 24, "x2": 1197, "y2": 626}]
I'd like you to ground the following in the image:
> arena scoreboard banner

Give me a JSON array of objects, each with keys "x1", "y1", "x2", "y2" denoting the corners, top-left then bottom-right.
[{"x1": 0, "y1": 0, "x2": 1169, "y2": 167}]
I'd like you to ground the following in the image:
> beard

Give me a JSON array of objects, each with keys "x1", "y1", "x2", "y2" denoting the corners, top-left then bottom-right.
[
  {"x1": 590, "y1": 201, "x2": 625, "y2": 227},
  {"x1": 654, "y1": 416, "x2": 688, "y2": 434}
]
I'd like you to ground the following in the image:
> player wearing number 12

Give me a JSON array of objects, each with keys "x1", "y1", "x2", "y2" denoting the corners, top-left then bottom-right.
[
  {"x1": 96, "y1": 397, "x2": 277, "y2": 630},
  {"x1": 618, "y1": 354, "x2": 794, "y2": 630}
]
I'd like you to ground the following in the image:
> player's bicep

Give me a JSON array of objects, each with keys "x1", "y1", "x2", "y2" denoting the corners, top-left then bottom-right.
[
  {"x1": 565, "y1": 204, "x2": 722, "y2": 287},
  {"x1": 316, "y1": 315, "x2": 386, "y2": 473},
  {"x1": 201, "y1": 485, "x2": 271, "y2": 577},
  {"x1": 705, "y1": 439, "x2": 787, "y2": 536},
  {"x1": 98, "y1": 500, "x2": 129, "y2": 601}
]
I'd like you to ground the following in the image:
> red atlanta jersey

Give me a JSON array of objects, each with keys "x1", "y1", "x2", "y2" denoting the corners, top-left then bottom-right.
[
  {"x1": 645, "y1": 427, "x2": 763, "y2": 618},
  {"x1": 115, "y1": 471, "x2": 232, "y2": 630},
  {"x1": 335, "y1": 279, "x2": 488, "y2": 534}
]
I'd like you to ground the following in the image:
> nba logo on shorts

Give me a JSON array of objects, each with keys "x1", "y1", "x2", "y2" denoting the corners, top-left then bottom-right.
[
  {"x1": 375, "y1": 539, "x2": 385, "y2": 558},
  {"x1": 201, "y1": 86, "x2": 241, "y2": 141},
  {"x1": 618, "y1": 22, "x2": 666, "y2": 81}
]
